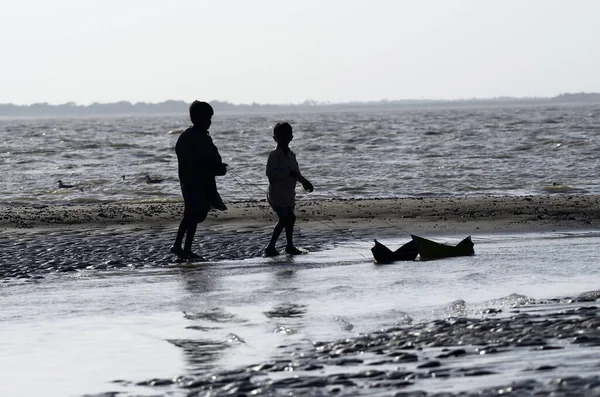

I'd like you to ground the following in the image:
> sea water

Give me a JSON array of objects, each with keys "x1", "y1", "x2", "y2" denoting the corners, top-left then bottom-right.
[
  {"x1": 1, "y1": 104, "x2": 600, "y2": 206},
  {"x1": 3, "y1": 104, "x2": 600, "y2": 396}
]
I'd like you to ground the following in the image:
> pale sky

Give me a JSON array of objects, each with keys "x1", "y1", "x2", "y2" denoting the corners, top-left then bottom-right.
[{"x1": 1, "y1": 0, "x2": 599, "y2": 105}]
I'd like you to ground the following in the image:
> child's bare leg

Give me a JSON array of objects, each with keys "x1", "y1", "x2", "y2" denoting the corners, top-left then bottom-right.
[
  {"x1": 172, "y1": 192, "x2": 207, "y2": 260},
  {"x1": 284, "y1": 214, "x2": 302, "y2": 255},
  {"x1": 183, "y1": 222, "x2": 198, "y2": 253},
  {"x1": 171, "y1": 211, "x2": 194, "y2": 258},
  {"x1": 284, "y1": 214, "x2": 295, "y2": 248},
  {"x1": 172, "y1": 220, "x2": 187, "y2": 253},
  {"x1": 182, "y1": 209, "x2": 208, "y2": 259},
  {"x1": 268, "y1": 221, "x2": 284, "y2": 247},
  {"x1": 265, "y1": 218, "x2": 284, "y2": 256}
]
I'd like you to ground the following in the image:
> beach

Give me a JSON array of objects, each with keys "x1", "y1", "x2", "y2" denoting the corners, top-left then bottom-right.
[
  {"x1": 2, "y1": 194, "x2": 600, "y2": 280},
  {"x1": 3, "y1": 0, "x2": 600, "y2": 393},
  {"x1": 2, "y1": 196, "x2": 600, "y2": 396},
  {"x1": 3, "y1": 194, "x2": 600, "y2": 231}
]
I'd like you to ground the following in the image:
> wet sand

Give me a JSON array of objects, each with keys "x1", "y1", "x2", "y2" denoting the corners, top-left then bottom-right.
[
  {"x1": 3, "y1": 196, "x2": 600, "y2": 396},
  {"x1": 128, "y1": 295, "x2": 600, "y2": 397},
  {"x1": 2, "y1": 194, "x2": 600, "y2": 232},
  {"x1": 2, "y1": 195, "x2": 599, "y2": 280}
]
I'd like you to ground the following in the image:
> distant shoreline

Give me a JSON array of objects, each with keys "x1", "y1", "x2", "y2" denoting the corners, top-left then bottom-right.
[{"x1": 1, "y1": 93, "x2": 599, "y2": 118}]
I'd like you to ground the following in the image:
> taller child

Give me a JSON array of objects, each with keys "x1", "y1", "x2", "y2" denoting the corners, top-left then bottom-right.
[
  {"x1": 264, "y1": 122, "x2": 314, "y2": 257},
  {"x1": 171, "y1": 101, "x2": 228, "y2": 260}
]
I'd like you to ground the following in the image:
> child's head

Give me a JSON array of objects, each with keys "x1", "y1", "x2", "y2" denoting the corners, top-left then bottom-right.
[
  {"x1": 189, "y1": 101, "x2": 214, "y2": 129},
  {"x1": 273, "y1": 122, "x2": 293, "y2": 146}
]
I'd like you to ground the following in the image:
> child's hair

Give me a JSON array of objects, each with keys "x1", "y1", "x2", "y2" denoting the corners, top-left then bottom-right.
[
  {"x1": 273, "y1": 122, "x2": 293, "y2": 139},
  {"x1": 189, "y1": 101, "x2": 214, "y2": 124}
]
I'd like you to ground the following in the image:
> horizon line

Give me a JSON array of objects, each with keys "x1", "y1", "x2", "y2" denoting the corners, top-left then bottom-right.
[{"x1": 2, "y1": 92, "x2": 599, "y2": 107}]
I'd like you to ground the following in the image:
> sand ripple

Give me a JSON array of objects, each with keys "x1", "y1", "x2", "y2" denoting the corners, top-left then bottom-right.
[{"x1": 102, "y1": 295, "x2": 600, "y2": 396}]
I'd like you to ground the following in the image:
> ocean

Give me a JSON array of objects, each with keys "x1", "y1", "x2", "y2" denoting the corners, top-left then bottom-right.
[
  {"x1": 1, "y1": 103, "x2": 599, "y2": 206},
  {"x1": 2, "y1": 104, "x2": 600, "y2": 397}
]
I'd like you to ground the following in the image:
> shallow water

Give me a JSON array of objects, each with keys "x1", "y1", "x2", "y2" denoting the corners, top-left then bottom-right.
[
  {"x1": 2, "y1": 230, "x2": 600, "y2": 396},
  {"x1": 2, "y1": 104, "x2": 600, "y2": 206}
]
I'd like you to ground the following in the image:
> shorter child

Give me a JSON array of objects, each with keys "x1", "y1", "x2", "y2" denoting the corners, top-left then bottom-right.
[{"x1": 264, "y1": 122, "x2": 314, "y2": 257}]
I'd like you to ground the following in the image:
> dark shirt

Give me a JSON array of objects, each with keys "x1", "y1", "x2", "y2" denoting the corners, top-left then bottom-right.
[
  {"x1": 175, "y1": 125, "x2": 227, "y2": 210},
  {"x1": 175, "y1": 125, "x2": 223, "y2": 188}
]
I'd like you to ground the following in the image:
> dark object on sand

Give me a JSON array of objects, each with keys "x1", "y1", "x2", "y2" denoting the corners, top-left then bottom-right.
[
  {"x1": 371, "y1": 235, "x2": 474, "y2": 263},
  {"x1": 411, "y1": 234, "x2": 474, "y2": 261},
  {"x1": 371, "y1": 239, "x2": 418, "y2": 263}
]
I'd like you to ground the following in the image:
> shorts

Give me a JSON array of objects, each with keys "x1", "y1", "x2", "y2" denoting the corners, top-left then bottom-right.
[
  {"x1": 268, "y1": 200, "x2": 295, "y2": 218},
  {"x1": 182, "y1": 187, "x2": 210, "y2": 220}
]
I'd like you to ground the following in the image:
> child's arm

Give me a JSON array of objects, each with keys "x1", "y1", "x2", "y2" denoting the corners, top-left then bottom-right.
[
  {"x1": 290, "y1": 170, "x2": 314, "y2": 192},
  {"x1": 300, "y1": 176, "x2": 314, "y2": 192},
  {"x1": 289, "y1": 153, "x2": 313, "y2": 192}
]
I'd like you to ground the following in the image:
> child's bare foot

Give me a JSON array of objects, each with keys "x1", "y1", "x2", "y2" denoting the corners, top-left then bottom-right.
[
  {"x1": 170, "y1": 245, "x2": 184, "y2": 258},
  {"x1": 183, "y1": 251, "x2": 205, "y2": 261},
  {"x1": 264, "y1": 246, "x2": 280, "y2": 257},
  {"x1": 285, "y1": 246, "x2": 303, "y2": 255}
]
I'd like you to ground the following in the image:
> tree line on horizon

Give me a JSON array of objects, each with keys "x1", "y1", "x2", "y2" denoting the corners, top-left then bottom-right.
[{"x1": 1, "y1": 93, "x2": 599, "y2": 117}]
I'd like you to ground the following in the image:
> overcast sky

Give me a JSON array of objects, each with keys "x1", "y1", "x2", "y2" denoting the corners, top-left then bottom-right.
[{"x1": 1, "y1": 0, "x2": 599, "y2": 105}]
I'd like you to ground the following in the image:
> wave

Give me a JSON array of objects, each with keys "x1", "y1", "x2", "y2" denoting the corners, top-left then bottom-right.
[{"x1": 3, "y1": 105, "x2": 600, "y2": 206}]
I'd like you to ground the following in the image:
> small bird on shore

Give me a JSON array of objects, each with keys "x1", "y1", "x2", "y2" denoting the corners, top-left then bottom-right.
[
  {"x1": 57, "y1": 180, "x2": 74, "y2": 189},
  {"x1": 145, "y1": 174, "x2": 164, "y2": 184}
]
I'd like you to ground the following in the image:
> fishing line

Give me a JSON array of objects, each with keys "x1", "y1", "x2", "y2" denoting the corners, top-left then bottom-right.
[
  {"x1": 226, "y1": 168, "x2": 274, "y2": 221},
  {"x1": 295, "y1": 192, "x2": 371, "y2": 260},
  {"x1": 226, "y1": 171, "x2": 267, "y2": 195},
  {"x1": 228, "y1": 167, "x2": 411, "y2": 237},
  {"x1": 227, "y1": 167, "x2": 350, "y2": 232},
  {"x1": 227, "y1": 167, "x2": 357, "y2": 234},
  {"x1": 314, "y1": 185, "x2": 413, "y2": 236},
  {"x1": 227, "y1": 168, "x2": 369, "y2": 260}
]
